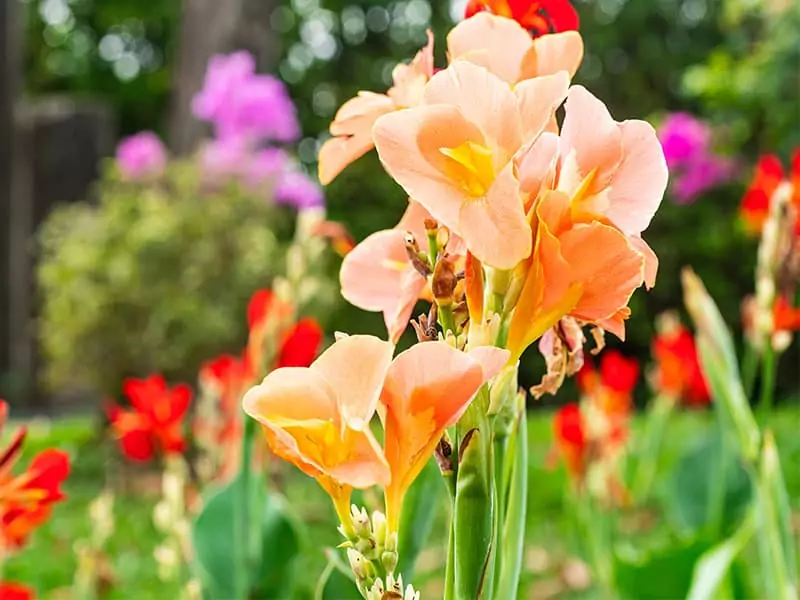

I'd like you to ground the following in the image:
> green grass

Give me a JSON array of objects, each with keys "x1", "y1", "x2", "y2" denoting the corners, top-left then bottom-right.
[{"x1": 5, "y1": 407, "x2": 800, "y2": 599}]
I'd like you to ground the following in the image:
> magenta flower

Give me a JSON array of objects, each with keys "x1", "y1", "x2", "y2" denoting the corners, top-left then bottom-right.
[
  {"x1": 192, "y1": 51, "x2": 300, "y2": 144},
  {"x1": 198, "y1": 138, "x2": 249, "y2": 180},
  {"x1": 673, "y1": 154, "x2": 736, "y2": 204},
  {"x1": 116, "y1": 132, "x2": 167, "y2": 180},
  {"x1": 246, "y1": 148, "x2": 289, "y2": 188},
  {"x1": 275, "y1": 170, "x2": 325, "y2": 210},
  {"x1": 658, "y1": 113, "x2": 711, "y2": 170}
]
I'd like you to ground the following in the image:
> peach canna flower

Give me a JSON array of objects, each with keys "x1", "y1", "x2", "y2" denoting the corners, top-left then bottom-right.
[
  {"x1": 317, "y1": 32, "x2": 434, "y2": 185},
  {"x1": 242, "y1": 335, "x2": 394, "y2": 523},
  {"x1": 373, "y1": 61, "x2": 569, "y2": 269},
  {"x1": 340, "y1": 200, "x2": 464, "y2": 343},
  {"x1": 447, "y1": 12, "x2": 583, "y2": 85},
  {"x1": 380, "y1": 342, "x2": 509, "y2": 530}
]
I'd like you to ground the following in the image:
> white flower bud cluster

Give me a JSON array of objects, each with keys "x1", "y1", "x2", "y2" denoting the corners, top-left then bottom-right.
[{"x1": 366, "y1": 573, "x2": 421, "y2": 600}]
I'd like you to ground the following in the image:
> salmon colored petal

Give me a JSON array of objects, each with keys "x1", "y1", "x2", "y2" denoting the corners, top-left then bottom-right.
[
  {"x1": 558, "y1": 222, "x2": 645, "y2": 325},
  {"x1": 446, "y1": 13, "x2": 533, "y2": 83},
  {"x1": 384, "y1": 270, "x2": 427, "y2": 344},
  {"x1": 630, "y1": 235, "x2": 658, "y2": 289},
  {"x1": 421, "y1": 61, "x2": 522, "y2": 160},
  {"x1": 529, "y1": 31, "x2": 584, "y2": 78},
  {"x1": 311, "y1": 335, "x2": 395, "y2": 430},
  {"x1": 387, "y1": 30, "x2": 434, "y2": 107},
  {"x1": 458, "y1": 163, "x2": 531, "y2": 269},
  {"x1": 558, "y1": 86, "x2": 623, "y2": 197},
  {"x1": 243, "y1": 367, "x2": 338, "y2": 425},
  {"x1": 605, "y1": 119, "x2": 668, "y2": 236},
  {"x1": 397, "y1": 198, "x2": 435, "y2": 244},
  {"x1": 374, "y1": 105, "x2": 477, "y2": 230},
  {"x1": 318, "y1": 92, "x2": 395, "y2": 185},
  {"x1": 517, "y1": 132, "x2": 559, "y2": 202},
  {"x1": 595, "y1": 307, "x2": 631, "y2": 340},
  {"x1": 381, "y1": 342, "x2": 485, "y2": 526},
  {"x1": 467, "y1": 346, "x2": 512, "y2": 381},
  {"x1": 327, "y1": 428, "x2": 390, "y2": 488},
  {"x1": 514, "y1": 71, "x2": 569, "y2": 142}
]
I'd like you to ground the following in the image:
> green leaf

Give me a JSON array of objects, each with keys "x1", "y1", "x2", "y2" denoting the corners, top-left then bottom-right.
[
  {"x1": 687, "y1": 509, "x2": 756, "y2": 600},
  {"x1": 668, "y1": 432, "x2": 753, "y2": 536},
  {"x1": 192, "y1": 477, "x2": 245, "y2": 599},
  {"x1": 453, "y1": 387, "x2": 494, "y2": 600},
  {"x1": 615, "y1": 537, "x2": 714, "y2": 599},
  {"x1": 396, "y1": 458, "x2": 444, "y2": 580},
  {"x1": 756, "y1": 431, "x2": 798, "y2": 600},
  {"x1": 318, "y1": 548, "x2": 359, "y2": 600},
  {"x1": 255, "y1": 493, "x2": 304, "y2": 598},
  {"x1": 494, "y1": 407, "x2": 528, "y2": 600},
  {"x1": 682, "y1": 268, "x2": 760, "y2": 460}
]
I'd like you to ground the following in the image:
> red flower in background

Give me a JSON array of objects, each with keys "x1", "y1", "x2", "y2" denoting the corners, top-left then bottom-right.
[
  {"x1": 740, "y1": 150, "x2": 800, "y2": 235},
  {"x1": 773, "y1": 294, "x2": 800, "y2": 332},
  {"x1": 108, "y1": 375, "x2": 192, "y2": 462},
  {"x1": 465, "y1": 0, "x2": 579, "y2": 36},
  {"x1": 577, "y1": 350, "x2": 639, "y2": 417},
  {"x1": 0, "y1": 583, "x2": 34, "y2": 600},
  {"x1": 552, "y1": 403, "x2": 586, "y2": 480},
  {"x1": 0, "y1": 401, "x2": 70, "y2": 551},
  {"x1": 651, "y1": 320, "x2": 710, "y2": 407}
]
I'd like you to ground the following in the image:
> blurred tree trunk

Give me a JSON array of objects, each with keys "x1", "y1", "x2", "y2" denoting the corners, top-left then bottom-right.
[
  {"x1": 0, "y1": 0, "x2": 19, "y2": 394},
  {"x1": 169, "y1": 0, "x2": 281, "y2": 154}
]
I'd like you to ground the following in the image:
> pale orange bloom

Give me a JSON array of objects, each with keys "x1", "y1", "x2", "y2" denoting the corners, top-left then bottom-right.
[
  {"x1": 318, "y1": 32, "x2": 434, "y2": 185},
  {"x1": 506, "y1": 190, "x2": 646, "y2": 360},
  {"x1": 242, "y1": 335, "x2": 394, "y2": 522},
  {"x1": 380, "y1": 342, "x2": 509, "y2": 530},
  {"x1": 373, "y1": 61, "x2": 569, "y2": 269},
  {"x1": 340, "y1": 200, "x2": 457, "y2": 343},
  {"x1": 447, "y1": 12, "x2": 583, "y2": 84}
]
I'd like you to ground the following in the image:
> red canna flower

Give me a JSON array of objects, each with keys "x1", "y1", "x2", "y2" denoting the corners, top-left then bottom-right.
[
  {"x1": 740, "y1": 150, "x2": 800, "y2": 235},
  {"x1": 0, "y1": 402, "x2": 70, "y2": 551},
  {"x1": 773, "y1": 294, "x2": 800, "y2": 332},
  {"x1": 277, "y1": 318, "x2": 323, "y2": 368},
  {"x1": 552, "y1": 403, "x2": 586, "y2": 480},
  {"x1": 465, "y1": 0, "x2": 579, "y2": 36},
  {"x1": 108, "y1": 375, "x2": 192, "y2": 462},
  {"x1": 577, "y1": 350, "x2": 639, "y2": 418},
  {"x1": 0, "y1": 582, "x2": 34, "y2": 600},
  {"x1": 651, "y1": 316, "x2": 710, "y2": 407}
]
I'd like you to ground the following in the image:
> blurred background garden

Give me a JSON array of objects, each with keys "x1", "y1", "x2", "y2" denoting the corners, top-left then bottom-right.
[{"x1": 0, "y1": 0, "x2": 798, "y2": 598}]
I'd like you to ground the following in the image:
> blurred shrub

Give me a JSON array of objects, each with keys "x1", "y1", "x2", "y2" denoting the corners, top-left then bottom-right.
[{"x1": 36, "y1": 160, "x2": 338, "y2": 396}]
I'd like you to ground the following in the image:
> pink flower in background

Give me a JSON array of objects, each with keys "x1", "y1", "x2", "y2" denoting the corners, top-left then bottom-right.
[
  {"x1": 275, "y1": 170, "x2": 324, "y2": 210},
  {"x1": 116, "y1": 131, "x2": 167, "y2": 180},
  {"x1": 192, "y1": 51, "x2": 300, "y2": 144},
  {"x1": 198, "y1": 138, "x2": 249, "y2": 180},
  {"x1": 246, "y1": 148, "x2": 289, "y2": 186},
  {"x1": 657, "y1": 112, "x2": 736, "y2": 204},
  {"x1": 658, "y1": 112, "x2": 710, "y2": 169}
]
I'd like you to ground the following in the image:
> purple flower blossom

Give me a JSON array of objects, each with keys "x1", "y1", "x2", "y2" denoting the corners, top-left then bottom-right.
[
  {"x1": 198, "y1": 138, "x2": 249, "y2": 180},
  {"x1": 246, "y1": 148, "x2": 289, "y2": 188},
  {"x1": 658, "y1": 113, "x2": 710, "y2": 170},
  {"x1": 116, "y1": 131, "x2": 167, "y2": 180},
  {"x1": 192, "y1": 51, "x2": 300, "y2": 144},
  {"x1": 673, "y1": 154, "x2": 737, "y2": 204},
  {"x1": 275, "y1": 170, "x2": 325, "y2": 210}
]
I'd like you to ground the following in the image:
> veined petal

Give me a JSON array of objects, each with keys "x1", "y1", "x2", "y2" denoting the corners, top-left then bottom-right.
[
  {"x1": 605, "y1": 119, "x2": 668, "y2": 236},
  {"x1": 374, "y1": 105, "x2": 478, "y2": 229},
  {"x1": 421, "y1": 61, "x2": 523, "y2": 161},
  {"x1": 311, "y1": 335, "x2": 395, "y2": 431},
  {"x1": 558, "y1": 222, "x2": 646, "y2": 327},
  {"x1": 446, "y1": 13, "x2": 533, "y2": 83},
  {"x1": 458, "y1": 162, "x2": 531, "y2": 269},
  {"x1": 514, "y1": 71, "x2": 570, "y2": 143},
  {"x1": 517, "y1": 132, "x2": 559, "y2": 205},
  {"x1": 526, "y1": 31, "x2": 584, "y2": 78}
]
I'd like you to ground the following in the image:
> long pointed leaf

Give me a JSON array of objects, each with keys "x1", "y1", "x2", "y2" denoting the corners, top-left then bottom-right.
[{"x1": 397, "y1": 458, "x2": 444, "y2": 579}]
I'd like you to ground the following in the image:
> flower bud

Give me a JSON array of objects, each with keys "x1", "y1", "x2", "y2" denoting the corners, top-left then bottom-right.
[
  {"x1": 347, "y1": 548, "x2": 374, "y2": 582},
  {"x1": 372, "y1": 511, "x2": 388, "y2": 548},
  {"x1": 432, "y1": 259, "x2": 457, "y2": 306},
  {"x1": 381, "y1": 549, "x2": 398, "y2": 574},
  {"x1": 351, "y1": 505, "x2": 371, "y2": 538}
]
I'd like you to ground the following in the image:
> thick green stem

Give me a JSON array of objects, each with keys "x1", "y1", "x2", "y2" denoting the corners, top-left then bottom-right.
[
  {"x1": 758, "y1": 343, "x2": 777, "y2": 410},
  {"x1": 438, "y1": 302, "x2": 457, "y2": 336},
  {"x1": 707, "y1": 414, "x2": 729, "y2": 538},
  {"x1": 741, "y1": 342, "x2": 759, "y2": 400}
]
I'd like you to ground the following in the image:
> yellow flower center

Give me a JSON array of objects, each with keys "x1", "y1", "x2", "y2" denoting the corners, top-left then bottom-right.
[{"x1": 440, "y1": 141, "x2": 496, "y2": 198}]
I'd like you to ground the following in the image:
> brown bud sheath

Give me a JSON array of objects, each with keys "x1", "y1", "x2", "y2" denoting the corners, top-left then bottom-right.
[
  {"x1": 404, "y1": 233, "x2": 432, "y2": 277},
  {"x1": 432, "y1": 258, "x2": 458, "y2": 305}
]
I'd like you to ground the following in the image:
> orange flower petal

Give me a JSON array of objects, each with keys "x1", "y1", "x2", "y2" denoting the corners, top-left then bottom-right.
[
  {"x1": 311, "y1": 335, "x2": 394, "y2": 430},
  {"x1": 529, "y1": 31, "x2": 584, "y2": 78},
  {"x1": 458, "y1": 163, "x2": 532, "y2": 269},
  {"x1": 318, "y1": 92, "x2": 395, "y2": 185}
]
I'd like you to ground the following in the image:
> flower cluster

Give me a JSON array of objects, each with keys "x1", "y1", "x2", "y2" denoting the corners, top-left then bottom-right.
[
  {"x1": 0, "y1": 401, "x2": 71, "y2": 598},
  {"x1": 740, "y1": 149, "x2": 800, "y2": 353},
  {"x1": 649, "y1": 312, "x2": 710, "y2": 407},
  {"x1": 115, "y1": 51, "x2": 322, "y2": 211},
  {"x1": 552, "y1": 351, "x2": 638, "y2": 503},
  {"x1": 657, "y1": 112, "x2": 735, "y2": 204},
  {"x1": 107, "y1": 376, "x2": 192, "y2": 463}
]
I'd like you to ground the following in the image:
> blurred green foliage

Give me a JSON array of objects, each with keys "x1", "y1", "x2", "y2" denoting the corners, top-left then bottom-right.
[
  {"x1": 23, "y1": 0, "x2": 800, "y2": 398},
  {"x1": 36, "y1": 160, "x2": 338, "y2": 396}
]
